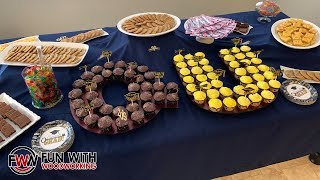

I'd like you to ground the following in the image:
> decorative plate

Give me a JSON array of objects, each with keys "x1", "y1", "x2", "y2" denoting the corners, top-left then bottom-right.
[
  {"x1": 31, "y1": 120, "x2": 75, "y2": 155},
  {"x1": 280, "y1": 79, "x2": 318, "y2": 105}
]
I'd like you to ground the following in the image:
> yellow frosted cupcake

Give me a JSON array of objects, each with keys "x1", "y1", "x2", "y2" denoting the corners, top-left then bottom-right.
[
  {"x1": 184, "y1": 53, "x2": 193, "y2": 60},
  {"x1": 207, "y1": 89, "x2": 220, "y2": 99},
  {"x1": 223, "y1": 97, "x2": 237, "y2": 111},
  {"x1": 261, "y1": 90, "x2": 275, "y2": 103},
  {"x1": 251, "y1": 58, "x2": 262, "y2": 66},
  {"x1": 219, "y1": 49, "x2": 230, "y2": 56},
  {"x1": 252, "y1": 73, "x2": 265, "y2": 82},
  {"x1": 196, "y1": 74, "x2": 208, "y2": 83},
  {"x1": 199, "y1": 58, "x2": 209, "y2": 66},
  {"x1": 173, "y1": 54, "x2": 184, "y2": 64},
  {"x1": 200, "y1": 81, "x2": 212, "y2": 91},
  {"x1": 179, "y1": 68, "x2": 191, "y2": 78},
  {"x1": 193, "y1": 91, "x2": 206, "y2": 105},
  {"x1": 195, "y1": 52, "x2": 205, "y2": 58},
  {"x1": 186, "y1": 84, "x2": 197, "y2": 95},
  {"x1": 237, "y1": 96, "x2": 251, "y2": 110},
  {"x1": 176, "y1": 62, "x2": 187, "y2": 71},
  {"x1": 233, "y1": 85, "x2": 245, "y2": 98},
  {"x1": 183, "y1": 76, "x2": 194, "y2": 86},
  {"x1": 240, "y1": 45, "x2": 251, "y2": 52},
  {"x1": 240, "y1": 59, "x2": 251, "y2": 66},
  {"x1": 257, "y1": 64, "x2": 270, "y2": 73},
  {"x1": 229, "y1": 61, "x2": 240, "y2": 72},
  {"x1": 240, "y1": 76, "x2": 253, "y2": 85},
  {"x1": 263, "y1": 71, "x2": 275, "y2": 80},
  {"x1": 207, "y1": 72, "x2": 217, "y2": 81},
  {"x1": 202, "y1": 65, "x2": 214, "y2": 73},
  {"x1": 246, "y1": 52, "x2": 256, "y2": 58},
  {"x1": 248, "y1": 93, "x2": 262, "y2": 107},
  {"x1": 231, "y1": 47, "x2": 240, "y2": 54},
  {"x1": 245, "y1": 84, "x2": 259, "y2": 94},
  {"x1": 235, "y1": 53, "x2": 246, "y2": 60},
  {"x1": 187, "y1": 60, "x2": 198, "y2": 69},
  {"x1": 235, "y1": 68, "x2": 247, "y2": 79},
  {"x1": 219, "y1": 87, "x2": 233, "y2": 98},
  {"x1": 208, "y1": 98, "x2": 222, "y2": 112},
  {"x1": 257, "y1": 81, "x2": 270, "y2": 91},
  {"x1": 223, "y1": 55, "x2": 235, "y2": 65},
  {"x1": 191, "y1": 66, "x2": 203, "y2": 77},
  {"x1": 269, "y1": 79, "x2": 281, "y2": 92},
  {"x1": 211, "y1": 80, "x2": 223, "y2": 89},
  {"x1": 246, "y1": 66, "x2": 259, "y2": 74}
]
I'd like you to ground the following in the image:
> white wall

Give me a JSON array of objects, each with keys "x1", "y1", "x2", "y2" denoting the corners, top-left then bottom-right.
[{"x1": 0, "y1": 0, "x2": 319, "y2": 39}]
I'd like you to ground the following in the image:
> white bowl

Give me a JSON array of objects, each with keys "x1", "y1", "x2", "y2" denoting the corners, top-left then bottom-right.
[
  {"x1": 117, "y1": 12, "x2": 181, "y2": 37},
  {"x1": 271, "y1": 18, "x2": 320, "y2": 49}
]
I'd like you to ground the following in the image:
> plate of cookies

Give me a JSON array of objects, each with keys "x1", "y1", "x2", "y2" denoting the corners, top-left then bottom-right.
[
  {"x1": 0, "y1": 42, "x2": 89, "y2": 67},
  {"x1": 281, "y1": 66, "x2": 320, "y2": 84},
  {"x1": 117, "y1": 12, "x2": 181, "y2": 37},
  {"x1": 271, "y1": 18, "x2": 320, "y2": 49}
]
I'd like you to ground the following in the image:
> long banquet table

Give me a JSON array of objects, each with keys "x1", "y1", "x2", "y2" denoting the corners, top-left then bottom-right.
[{"x1": 1, "y1": 11, "x2": 320, "y2": 179}]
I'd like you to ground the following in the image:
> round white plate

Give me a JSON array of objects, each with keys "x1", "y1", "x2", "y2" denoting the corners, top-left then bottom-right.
[
  {"x1": 271, "y1": 18, "x2": 320, "y2": 49},
  {"x1": 117, "y1": 12, "x2": 181, "y2": 37}
]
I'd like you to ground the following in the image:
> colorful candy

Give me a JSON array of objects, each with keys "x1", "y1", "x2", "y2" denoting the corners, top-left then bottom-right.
[
  {"x1": 256, "y1": 0, "x2": 281, "y2": 17},
  {"x1": 22, "y1": 65, "x2": 63, "y2": 109}
]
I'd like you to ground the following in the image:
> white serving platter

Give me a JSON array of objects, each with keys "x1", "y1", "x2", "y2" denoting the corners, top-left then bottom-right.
[
  {"x1": 117, "y1": 12, "x2": 181, "y2": 37},
  {"x1": 271, "y1": 18, "x2": 320, "y2": 49},
  {"x1": 280, "y1": 65, "x2": 320, "y2": 84},
  {"x1": 0, "y1": 93, "x2": 41, "y2": 150},
  {"x1": 0, "y1": 41, "x2": 89, "y2": 67}
]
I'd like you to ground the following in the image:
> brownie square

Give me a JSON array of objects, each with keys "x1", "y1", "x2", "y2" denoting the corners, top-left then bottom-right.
[
  {"x1": 0, "y1": 119, "x2": 7, "y2": 128},
  {"x1": 1, "y1": 123, "x2": 16, "y2": 138},
  {"x1": 0, "y1": 102, "x2": 7, "y2": 108},
  {"x1": 0, "y1": 105, "x2": 12, "y2": 116},
  {"x1": 3, "y1": 108, "x2": 15, "y2": 118},
  {"x1": 7, "y1": 110, "x2": 22, "y2": 121},
  {"x1": 12, "y1": 115, "x2": 31, "y2": 129}
]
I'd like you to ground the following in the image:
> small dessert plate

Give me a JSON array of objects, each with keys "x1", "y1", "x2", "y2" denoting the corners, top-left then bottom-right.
[
  {"x1": 31, "y1": 120, "x2": 74, "y2": 155},
  {"x1": 280, "y1": 79, "x2": 318, "y2": 105}
]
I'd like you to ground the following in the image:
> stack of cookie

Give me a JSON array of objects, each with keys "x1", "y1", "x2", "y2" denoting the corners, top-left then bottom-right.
[
  {"x1": 61, "y1": 29, "x2": 105, "y2": 43},
  {"x1": 121, "y1": 13, "x2": 176, "y2": 35},
  {"x1": 284, "y1": 69, "x2": 320, "y2": 82}
]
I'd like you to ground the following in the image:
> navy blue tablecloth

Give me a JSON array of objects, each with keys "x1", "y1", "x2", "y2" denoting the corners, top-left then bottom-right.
[{"x1": 1, "y1": 11, "x2": 320, "y2": 180}]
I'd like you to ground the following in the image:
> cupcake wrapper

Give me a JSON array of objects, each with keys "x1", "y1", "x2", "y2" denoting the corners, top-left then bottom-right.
[
  {"x1": 228, "y1": 66, "x2": 235, "y2": 72},
  {"x1": 263, "y1": 98, "x2": 273, "y2": 104},
  {"x1": 209, "y1": 107, "x2": 221, "y2": 112},
  {"x1": 195, "y1": 100, "x2": 205, "y2": 105},
  {"x1": 251, "y1": 102, "x2": 261, "y2": 107},
  {"x1": 224, "y1": 106, "x2": 235, "y2": 112},
  {"x1": 144, "y1": 111, "x2": 156, "y2": 118},
  {"x1": 270, "y1": 87, "x2": 279, "y2": 93},
  {"x1": 155, "y1": 100, "x2": 165, "y2": 106},
  {"x1": 88, "y1": 122, "x2": 97, "y2": 129},
  {"x1": 101, "y1": 126, "x2": 113, "y2": 133},
  {"x1": 166, "y1": 100, "x2": 178, "y2": 106},
  {"x1": 133, "y1": 120, "x2": 144, "y2": 126},
  {"x1": 117, "y1": 125, "x2": 129, "y2": 132},
  {"x1": 237, "y1": 104, "x2": 249, "y2": 110}
]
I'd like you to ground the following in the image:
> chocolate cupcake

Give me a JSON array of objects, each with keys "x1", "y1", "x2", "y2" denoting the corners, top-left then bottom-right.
[
  {"x1": 166, "y1": 82, "x2": 178, "y2": 93},
  {"x1": 140, "y1": 91, "x2": 153, "y2": 104},
  {"x1": 141, "y1": 82, "x2": 153, "y2": 92},
  {"x1": 85, "y1": 82, "x2": 98, "y2": 92},
  {"x1": 98, "y1": 116, "x2": 113, "y2": 133},
  {"x1": 153, "y1": 82, "x2": 165, "y2": 92},
  {"x1": 84, "y1": 114, "x2": 99, "y2": 128},
  {"x1": 81, "y1": 71, "x2": 95, "y2": 80},
  {"x1": 72, "y1": 79, "x2": 86, "y2": 89},
  {"x1": 68, "y1": 89, "x2": 83, "y2": 99},
  {"x1": 75, "y1": 108, "x2": 88, "y2": 119},
  {"x1": 99, "y1": 104, "x2": 113, "y2": 115},
  {"x1": 153, "y1": 92, "x2": 165, "y2": 105},
  {"x1": 92, "y1": 75, "x2": 104, "y2": 84},
  {"x1": 166, "y1": 93, "x2": 179, "y2": 106},
  {"x1": 112, "y1": 106, "x2": 128, "y2": 117},
  {"x1": 131, "y1": 110, "x2": 145, "y2": 125},
  {"x1": 124, "y1": 69, "x2": 136, "y2": 82},
  {"x1": 115, "y1": 118, "x2": 129, "y2": 131},
  {"x1": 137, "y1": 65, "x2": 149, "y2": 74},
  {"x1": 102, "y1": 69, "x2": 113, "y2": 80},
  {"x1": 143, "y1": 102, "x2": 156, "y2": 117},
  {"x1": 113, "y1": 68, "x2": 124, "y2": 80},
  {"x1": 126, "y1": 103, "x2": 139, "y2": 114},
  {"x1": 85, "y1": 91, "x2": 99, "y2": 101},
  {"x1": 144, "y1": 72, "x2": 155, "y2": 83},
  {"x1": 115, "y1": 60, "x2": 127, "y2": 69},
  {"x1": 134, "y1": 74, "x2": 145, "y2": 84},
  {"x1": 90, "y1": 98, "x2": 104, "y2": 109},
  {"x1": 91, "y1": 65, "x2": 103, "y2": 74},
  {"x1": 71, "y1": 99, "x2": 85, "y2": 109},
  {"x1": 128, "y1": 83, "x2": 140, "y2": 93},
  {"x1": 104, "y1": 61, "x2": 114, "y2": 70}
]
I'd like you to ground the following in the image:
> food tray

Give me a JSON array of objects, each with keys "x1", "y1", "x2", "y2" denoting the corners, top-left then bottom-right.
[
  {"x1": 0, "y1": 93, "x2": 41, "y2": 149},
  {"x1": 280, "y1": 65, "x2": 320, "y2": 84},
  {"x1": 0, "y1": 42, "x2": 89, "y2": 67}
]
